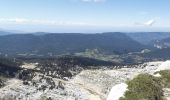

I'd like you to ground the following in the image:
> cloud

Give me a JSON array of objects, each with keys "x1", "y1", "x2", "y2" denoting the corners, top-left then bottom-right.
[
  {"x1": 135, "y1": 19, "x2": 156, "y2": 27},
  {"x1": 144, "y1": 19, "x2": 155, "y2": 26},
  {"x1": 0, "y1": 18, "x2": 29, "y2": 24},
  {"x1": 0, "y1": 18, "x2": 95, "y2": 26}
]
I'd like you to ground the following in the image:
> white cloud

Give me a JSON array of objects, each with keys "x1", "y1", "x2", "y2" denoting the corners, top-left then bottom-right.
[
  {"x1": 0, "y1": 18, "x2": 95, "y2": 26},
  {"x1": 0, "y1": 18, "x2": 29, "y2": 24},
  {"x1": 135, "y1": 19, "x2": 156, "y2": 27},
  {"x1": 144, "y1": 19, "x2": 155, "y2": 26}
]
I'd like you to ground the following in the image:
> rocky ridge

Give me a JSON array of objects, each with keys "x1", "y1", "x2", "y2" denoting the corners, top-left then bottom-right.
[{"x1": 0, "y1": 60, "x2": 169, "y2": 100}]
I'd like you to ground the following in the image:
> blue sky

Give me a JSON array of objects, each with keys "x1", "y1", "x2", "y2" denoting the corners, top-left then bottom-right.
[{"x1": 0, "y1": 0, "x2": 170, "y2": 33}]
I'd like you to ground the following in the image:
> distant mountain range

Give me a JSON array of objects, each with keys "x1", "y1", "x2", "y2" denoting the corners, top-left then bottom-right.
[
  {"x1": 125, "y1": 32, "x2": 170, "y2": 45},
  {"x1": 0, "y1": 31, "x2": 13, "y2": 36},
  {"x1": 142, "y1": 37, "x2": 170, "y2": 59},
  {"x1": 151, "y1": 37, "x2": 170, "y2": 49},
  {"x1": 0, "y1": 32, "x2": 146, "y2": 56},
  {"x1": 0, "y1": 31, "x2": 170, "y2": 61}
]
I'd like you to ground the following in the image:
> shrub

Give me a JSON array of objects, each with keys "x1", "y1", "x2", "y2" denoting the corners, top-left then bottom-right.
[
  {"x1": 0, "y1": 76, "x2": 6, "y2": 88},
  {"x1": 120, "y1": 74, "x2": 164, "y2": 100},
  {"x1": 158, "y1": 70, "x2": 170, "y2": 87}
]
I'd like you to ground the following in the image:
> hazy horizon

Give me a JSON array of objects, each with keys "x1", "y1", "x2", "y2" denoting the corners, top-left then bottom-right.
[{"x1": 0, "y1": 0, "x2": 170, "y2": 33}]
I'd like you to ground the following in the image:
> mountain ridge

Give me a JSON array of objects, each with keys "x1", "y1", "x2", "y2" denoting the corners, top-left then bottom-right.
[{"x1": 0, "y1": 32, "x2": 146, "y2": 56}]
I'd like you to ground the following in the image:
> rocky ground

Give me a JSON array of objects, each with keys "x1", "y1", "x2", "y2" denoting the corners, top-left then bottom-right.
[{"x1": 0, "y1": 60, "x2": 169, "y2": 100}]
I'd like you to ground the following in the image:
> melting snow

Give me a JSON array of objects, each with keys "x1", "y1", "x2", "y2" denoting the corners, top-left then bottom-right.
[
  {"x1": 107, "y1": 83, "x2": 128, "y2": 100},
  {"x1": 156, "y1": 60, "x2": 170, "y2": 72}
]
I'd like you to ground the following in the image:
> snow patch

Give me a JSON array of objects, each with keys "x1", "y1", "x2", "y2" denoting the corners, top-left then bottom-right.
[
  {"x1": 21, "y1": 63, "x2": 38, "y2": 69},
  {"x1": 153, "y1": 73, "x2": 161, "y2": 77},
  {"x1": 156, "y1": 60, "x2": 170, "y2": 72},
  {"x1": 107, "y1": 83, "x2": 128, "y2": 100}
]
